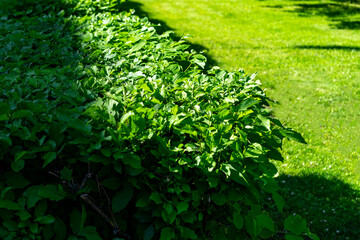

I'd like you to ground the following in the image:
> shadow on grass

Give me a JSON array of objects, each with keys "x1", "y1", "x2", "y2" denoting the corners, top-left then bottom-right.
[
  {"x1": 276, "y1": 174, "x2": 360, "y2": 239},
  {"x1": 265, "y1": 0, "x2": 360, "y2": 30},
  {"x1": 295, "y1": 45, "x2": 360, "y2": 51},
  {"x1": 120, "y1": 0, "x2": 219, "y2": 68},
  {"x1": 334, "y1": 20, "x2": 360, "y2": 29},
  {"x1": 292, "y1": 2, "x2": 359, "y2": 18}
]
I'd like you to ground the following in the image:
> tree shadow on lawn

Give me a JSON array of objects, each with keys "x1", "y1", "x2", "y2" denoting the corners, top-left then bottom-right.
[
  {"x1": 275, "y1": 174, "x2": 360, "y2": 239},
  {"x1": 294, "y1": 45, "x2": 360, "y2": 51},
  {"x1": 264, "y1": 1, "x2": 360, "y2": 30},
  {"x1": 334, "y1": 20, "x2": 360, "y2": 29},
  {"x1": 120, "y1": 0, "x2": 219, "y2": 69}
]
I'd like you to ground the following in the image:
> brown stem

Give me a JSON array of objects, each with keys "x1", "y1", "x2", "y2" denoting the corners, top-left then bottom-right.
[{"x1": 80, "y1": 194, "x2": 130, "y2": 239}]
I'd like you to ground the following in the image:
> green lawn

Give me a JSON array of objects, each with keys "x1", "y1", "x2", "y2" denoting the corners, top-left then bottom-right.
[{"x1": 126, "y1": 0, "x2": 360, "y2": 238}]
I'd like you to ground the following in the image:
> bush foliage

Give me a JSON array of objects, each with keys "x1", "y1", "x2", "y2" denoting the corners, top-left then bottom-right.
[{"x1": 0, "y1": 0, "x2": 317, "y2": 239}]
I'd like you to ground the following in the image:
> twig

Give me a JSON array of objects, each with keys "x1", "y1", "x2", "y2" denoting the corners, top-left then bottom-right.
[
  {"x1": 80, "y1": 194, "x2": 130, "y2": 240},
  {"x1": 49, "y1": 167, "x2": 130, "y2": 239}
]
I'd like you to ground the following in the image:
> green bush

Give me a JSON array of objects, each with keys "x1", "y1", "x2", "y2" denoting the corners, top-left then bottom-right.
[{"x1": 0, "y1": 0, "x2": 317, "y2": 239}]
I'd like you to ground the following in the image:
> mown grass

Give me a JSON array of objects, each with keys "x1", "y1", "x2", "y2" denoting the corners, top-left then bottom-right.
[{"x1": 129, "y1": 0, "x2": 360, "y2": 238}]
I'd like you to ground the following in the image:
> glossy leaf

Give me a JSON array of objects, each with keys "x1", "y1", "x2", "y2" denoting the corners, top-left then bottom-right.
[
  {"x1": 0, "y1": 200, "x2": 21, "y2": 211},
  {"x1": 112, "y1": 184, "x2": 134, "y2": 213},
  {"x1": 42, "y1": 152, "x2": 56, "y2": 168},
  {"x1": 284, "y1": 215, "x2": 308, "y2": 235},
  {"x1": 144, "y1": 225, "x2": 155, "y2": 240},
  {"x1": 38, "y1": 185, "x2": 66, "y2": 201},
  {"x1": 159, "y1": 227, "x2": 175, "y2": 240}
]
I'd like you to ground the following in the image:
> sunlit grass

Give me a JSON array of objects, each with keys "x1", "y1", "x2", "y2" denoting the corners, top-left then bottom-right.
[{"x1": 130, "y1": 0, "x2": 360, "y2": 238}]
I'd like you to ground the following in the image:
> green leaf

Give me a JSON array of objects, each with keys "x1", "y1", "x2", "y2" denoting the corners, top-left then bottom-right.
[
  {"x1": 307, "y1": 233, "x2": 320, "y2": 240},
  {"x1": 88, "y1": 154, "x2": 109, "y2": 163},
  {"x1": 83, "y1": 32, "x2": 93, "y2": 42},
  {"x1": 67, "y1": 236, "x2": 78, "y2": 240},
  {"x1": 208, "y1": 176, "x2": 219, "y2": 188},
  {"x1": 115, "y1": 153, "x2": 142, "y2": 169},
  {"x1": 100, "y1": 148, "x2": 112, "y2": 157},
  {"x1": 60, "y1": 167, "x2": 72, "y2": 181},
  {"x1": 54, "y1": 218, "x2": 66, "y2": 240},
  {"x1": 38, "y1": 185, "x2": 66, "y2": 201},
  {"x1": 256, "y1": 212, "x2": 275, "y2": 232},
  {"x1": 23, "y1": 186, "x2": 41, "y2": 208},
  {"x1": 0, "y1": 200, "x2": 21, "y2": 211},
  {"x1": 14, "y1": 151, "x2": 28, "y2": 161},
  {"x1": 0, "y1": 114, "x2": 9, "y2": 121},
  {"x1": 159, "y1": 227, "x2": 175, "y2": 240},
  {"x1": 181, "y1": 212, "x2": 196, "y2": 223},
  {"x1": 144, "y1": 225, "x2": 155, "y2": 240},
  {"x1": 11, "y1": 159, "x2": 25, "y2": 172},
  {"x1": 258, "y1": 114, "x2": 271, "y2": 131},
  {"x1": 6, "y1": 174, "x2": 30, "y2": 189},
  {"x1": 136, "y1": 196, "x2": 149, "y2": 208},
  {"x1": 285, "y1": 234, "x2": 304, "y2": 240},
  {"x1": 280, "y1": 129, "x2": 306, "y2": 144},
  {"x1": 176, "y1": 202, "x2": 189, "y2": 214},
  {"x1": 127, "y1": 166, "x2": 144, "y2": 176},
  {"x1": 162, "y1": 207, "x2": 177, "y2": 224},
  {"x1": 30, "y1": 223, "x2": 39, "y2": 234},
  {"x1": 90, "y1": 49, "x2": 103, "y2": 59},
  {"x1": 69, "y1": 119, "x2": 91, "y2": 134},
  {"x1": 212, "y1": 227, "x2": 228, "y2": 240},
  {"x1": 101, "y1": 177, "x2": 121, "y2": 190},
  {"x1": 3, "y1": 219, "x2": 17, "y2": 232},
  {"x1": 240, "y1": 98, "x2": 259, "y2": 111},
  {"x1": 43, "y1": 152, "x2": 56, "y2": 167},
  {"x1": 267, "y1": 147, "x2": 284, "y2": 161},
  {"x1": 0, "y1": 102, "x2": 10, "y2": 115},
  {"x1": 211, "y1": 192, "x2": 227, "y2": 206},
  {"x1": 192, "y1": 54, "x2": 207, "y2": 69},
  {"x1": 284, "y1": 215, "x2": 308, "y2": 235},
  {"x1": 220, "y1": 163, "x2": 249, "y2": 186},
  {"x1": 56, "y1": 109, "x2": 79, "y2": 123},
  {"x1": 35, "y1": 199, "x2": 47, "y2": 218},
  {"x1": 112, "y1": 184, "x2": 134, "y2": 213},
  {"x1": 43, "y1": 222, "x2": 55, "y2": 240},
  {"x1": 130, "y1": 40, "x2": 147, "y2": 52},
  {"x1": 78, "y1": 226, "x2": 102, "y2": 240},
  {"x1": 233, "y1": 212, "x2": 244, "y2": 230},
  {"x1": 35, "y1": 215, "x2": 55, "y2": 224},
  {"x1": 245, "y1": 215, "x2": 261, "y2": 237},
  {"x1": 12, "y1": 110, "x2": 32, "y2": 119},
  {"x1": 149, "y1": 192, "x2": 163, "y2": 204},
  {"x1": 81, "y1": 205, "x2": 87, "y2": 231},
  {"x1": 122, "y1": 154, "x2": 140, "y2": 168},
  {"x1": 163, "y1": 203, "x2": 173, "y2": 214},
  {"x1": 193, "y1": 59, "x2": 206, "y2": 69},
  {"x1": 16, "y1": 210, "x2": 31, "y2": 221},
  {"x1": 120, "y1": 111, "x2": 134, "y2": 124},
  {"x1": 0, "y1": 132, "x2": 11, "y2": 146},
  {"x1": 273, "y1": 192, "x2": 285, "y2": 212},
  {"x1": 181, "y1": 227, "x2": 197, "y2": 239},
  {"x1": 70, "y1": 208, "x2": 82, "y2": 234}
]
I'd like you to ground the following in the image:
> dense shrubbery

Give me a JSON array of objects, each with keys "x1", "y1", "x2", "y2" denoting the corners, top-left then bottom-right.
[{"x1": 0, "y1": 0, "x2": 318, "y2": 239}]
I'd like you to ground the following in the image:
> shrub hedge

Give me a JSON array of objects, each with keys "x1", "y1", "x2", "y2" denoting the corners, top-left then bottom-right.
[{"x1": 0, "y1": 0, "x2": 318, "y2": 239}]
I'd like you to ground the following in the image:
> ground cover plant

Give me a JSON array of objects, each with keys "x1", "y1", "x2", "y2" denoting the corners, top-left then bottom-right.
[
  {"x1": 126, "y1": 0, "x2": 360, "y2": 238},
  {"x1": 0, "y1": 0, "x2": 318, "y2": 239}
]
